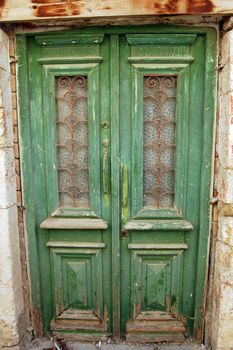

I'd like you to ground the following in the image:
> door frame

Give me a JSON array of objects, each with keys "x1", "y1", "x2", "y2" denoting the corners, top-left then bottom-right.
[{"x1": 16, "y1": 25, "x2": 217, "y2": 341}]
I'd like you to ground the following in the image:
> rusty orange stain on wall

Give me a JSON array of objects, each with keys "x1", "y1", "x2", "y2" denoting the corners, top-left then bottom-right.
[
  {"x1": 231, "y1": 95, "x2": 233, "y2": 117},
  {"x1": 187, "y1": 0, "x2": 214, "y2": 13},
  {"x1": 0, "y1": 0, "x2": 6, "y2": 16},
  {"x1": 33, "y1": 0, "x2": 81, "y2": 17},
  {"x1": 31, "y1": 0, "x2": 67, "y2": 3},
  {"x1": 133, "y1": 0, "x2": 214, "y2": 14},
  {"x1": 164, "y1": 2, "x2": 179, "y2": 13}
]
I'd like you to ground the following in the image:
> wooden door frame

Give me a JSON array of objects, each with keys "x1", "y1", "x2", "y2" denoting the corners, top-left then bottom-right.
[{"x1": 16, "y1": 25, "x2": 217, "y2": 341}]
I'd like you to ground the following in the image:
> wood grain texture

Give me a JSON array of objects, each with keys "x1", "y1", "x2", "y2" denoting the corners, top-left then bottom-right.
[
  {"x1": 0, "y1": 0, "x2": 232, "y2": 22},
  {"x1": 128, "y1": 243, "x2": 188, "y2": 249},
  {"x1": 46, "y1": 241, "x2": 106, "y2": 248},
  {"x1": 126, "y1": 311, "x2": 185, "y2": 343},
  {"x1": 40, "y1": 218, "x2": 108, "y2": 229},
  {"x1": 126, "y1": 332, "x2": 185, "y2": 343},
  {"x1": 124, "y1": 220, "x2": 193, "y2": 231}
]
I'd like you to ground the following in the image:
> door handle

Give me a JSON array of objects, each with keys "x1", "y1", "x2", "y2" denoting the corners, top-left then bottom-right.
[
  {"x1": 122, "y1": 164, "x2": 128, "y2": 223},
  {"x1": 103, "y1": 138, "x2": 110, "y2": 195}
]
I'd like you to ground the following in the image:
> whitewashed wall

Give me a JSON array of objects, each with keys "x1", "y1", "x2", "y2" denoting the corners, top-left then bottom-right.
[
  {"x1": 211, "y1": 24, "x2": 233, "y2": 350},
  {"x1": 0, "y1": 29, "x2": 24, "y2": 350}
]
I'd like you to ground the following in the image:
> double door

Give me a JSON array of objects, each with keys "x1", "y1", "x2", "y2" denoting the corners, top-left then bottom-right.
[{"x1": 18, "y1": 27, "x2": 216, "y2": 342}]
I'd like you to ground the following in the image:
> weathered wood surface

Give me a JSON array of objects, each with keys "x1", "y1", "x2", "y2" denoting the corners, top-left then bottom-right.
[
  {"x1": 128, "y1": 243, "x2": 188, "y2": 250},
  {"x1": 126, "y1": 311, "x2": 186, "y2": 343},
  {"x1": 124, "y1": 219, "x2": 193, "y2": 231},
  {"x1": 127, "y1": 320, "x2": 186, "y2": 332},
  {"x1": 46, "y1": 241, "x2": 106, "y2": 248},
  {"x1": 126, "y1": 332, "x2": 185, "y2": 343},
  {"x1": 136, "y1": 311, "x2": 176, "y2": 320},
  {"x1": 0, "y1": 0, "x2": 233, "y2": 22},
  {"x1": 57, "y1": 309, "x2": 99, "y2": 320},
  {"x1": 40, "y1": 217, "x2": 108, "y2": 229}
]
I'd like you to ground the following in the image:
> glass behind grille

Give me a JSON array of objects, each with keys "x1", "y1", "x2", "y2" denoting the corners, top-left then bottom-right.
[
  {"x1": 56, "y1": 76, "x2": 89, "y2": 208},
  {"x1": 143, "y1": 75, "x2": 177, "y2": 208}
]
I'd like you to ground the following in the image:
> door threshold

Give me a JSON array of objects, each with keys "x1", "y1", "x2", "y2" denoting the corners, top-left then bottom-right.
[{"x1": 26, "y1": 337, "x2": 207, "y2": 350}]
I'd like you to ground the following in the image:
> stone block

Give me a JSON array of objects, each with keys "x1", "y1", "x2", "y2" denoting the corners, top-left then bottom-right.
[
  {"x1": 0, "y1": 206, "x2": 20, "y2": 285},
  {"x1": 10, "y1": 73, "x2": 16, "y2": 93},
  {"x1": 221, "y1": 30, "x2": 233, "y2": 66},
  {"x1": 15, "y1": 158, "x2": 21, "y2": 175},
  {"x1": 14, "y1": 142, "x2": 20, "y2": 159},
  {"x1": 215, "y1": 241, "x2": 233, "y2": 285},
  {"x1": 211, "y1": 215, "x2": 233, "y2": 349},
  {"x1": 0, "y1": 148, "x2": 17, "y2": 208},
  {"x1": 0, "y1": 30, "x2": 10, "y2": 72},
  {"x1": 0, "y1": 174, "x2": 16, "y2": 208},
  {"x1": 217, "y1": 167, "x2": 233, "y2": 202},
  {"x1": 218, "y1": 217, "x2": 233, "y2": 246},
  {"x1": 0, "y1": 318, "x2": 20, "y2": 347},
  {"x1": 218, "y1": 89, "x2": 233, "y2": 168},
  {"x1": 13, "y1": 125, "x2": 19, "y2": 143},
  {"x1": 0, "y1": 68, "x2": 13, "y2": 113},
  {"x1": 16, "y1": 191, "x2": 22, "y2": 206},
  {"x1": 0, "y1": 205, "x2": 24, "y2": 337},
  {"x1": 216, "y1": 319, "x2": 233, "y2": 350},
  {"x1": 215, "y1": 219, "x2": 233, "y2": 310},
  {"x1": 219, "y1": 62, "x2": 233, "y2": 94},
  {"x1": 12, "y1": 109, "x2": 18, "y2": 126},
  {"x1": 0, "y1": 148, "x2": 16, "y2": 179},
  {"x1": 10, "y1": 62, "x2": 16, "y2": 75},
  {"x1": 0, "y1": 69, "x2": 14, "y2": 148},
  {"x1": 9, "y1": 33, "x2": 15, "y2": 59},
  {"x1": 220, "y1": 285, "x2": 233, "y2": 321},
  {"x1": 16, "y1": 173, "x2": 21, "y2": 191}
]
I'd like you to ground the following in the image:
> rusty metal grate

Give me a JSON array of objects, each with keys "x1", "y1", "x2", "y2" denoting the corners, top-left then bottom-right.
[
  {"x1": 143, "y1": 75, "x2": 177, "y2": 208},
  {"x1": 56, "y1": 76, "x2": 89, "y2": 208}
]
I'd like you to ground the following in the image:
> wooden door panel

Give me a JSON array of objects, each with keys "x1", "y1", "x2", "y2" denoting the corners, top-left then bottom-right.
[
  {"x1": 119, "y1": 32, "x2": 214, "y2": 342},
  {"x1": 128, "y1": 35, "x2": 195, "y2": 222},
  {"x1": 41, "y1": 62, "x2": 103, "y2": 219},
  {"x1": 24, "y1": 34, "x2": 112, "y2": 339},
  {"x1": 48, "y1": 243, "x2": 108, "y2": 339},
  {"x1": 129, "y1": 246, "x2": 186, "y2": 314}
]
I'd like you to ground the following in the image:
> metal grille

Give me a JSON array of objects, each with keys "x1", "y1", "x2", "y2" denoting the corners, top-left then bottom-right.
[
  {"x1": 56, "y1": 76, "x2": 89, "y2": 208},
  {"x1": 143, "y1": 76, "x2": 177, "y2": 208}
]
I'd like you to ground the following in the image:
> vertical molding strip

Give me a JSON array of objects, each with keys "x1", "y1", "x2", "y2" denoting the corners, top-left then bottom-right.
[
  {"x1": 16, "y1": 34, "x2": 43, "y2": 335},
  {"x1": 194, "y1": 29, "x2": 217, "y2": 340},
  {"x1": 110, "y1": 35, "x2": 121, "y2": 339}
]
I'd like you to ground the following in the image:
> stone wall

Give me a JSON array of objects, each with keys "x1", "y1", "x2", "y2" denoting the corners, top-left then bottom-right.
[
  {"x1": 8, "y1": 27, "x2": 31, "y2": 336},
  {"x1": 0, "y1": 29, "x2": 25, "y2": 349},
  {"x1": 0, "y1": 18, "x2": 233, "y2": 350},
  {"x1": 207, "y1": 20, "x2": 233, "y2": 350}
]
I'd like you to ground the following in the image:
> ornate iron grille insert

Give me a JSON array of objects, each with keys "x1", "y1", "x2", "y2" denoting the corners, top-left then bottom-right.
[
  {"x1": 143, "y1": 75, "x2": 177, "y2": 208},
  {"x1": 56, "y1": 76, "x2": 89, "y2": 208}
]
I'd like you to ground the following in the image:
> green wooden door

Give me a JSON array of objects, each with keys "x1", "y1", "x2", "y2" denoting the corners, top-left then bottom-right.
[{"x1": 17, "y1": 27, "x2": 216, "y2": 343}]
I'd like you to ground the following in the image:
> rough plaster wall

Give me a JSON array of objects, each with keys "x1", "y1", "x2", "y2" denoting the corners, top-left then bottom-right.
[
  {"x1": 0, "y1": 16, "x2": 231, "y2": 349},
  {"x1": 8, "y1": 28, "x2": 31, "y2": 336},
  {"x1": 0, "y1": 29, "x2": 24, "y2": 349},
  {"x1": 209, "y1": 20, "x2": 233, "y2": 350}
]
